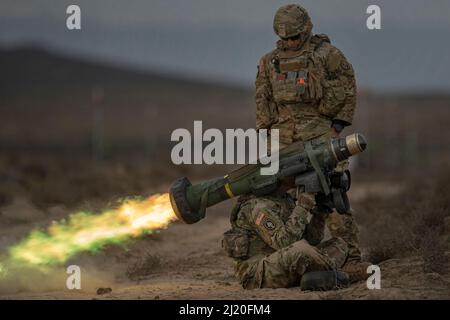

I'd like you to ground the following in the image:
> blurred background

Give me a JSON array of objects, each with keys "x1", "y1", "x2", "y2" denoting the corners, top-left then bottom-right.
[{"x1": 0, "y1": 0, "x2": 449, "y2": 210}]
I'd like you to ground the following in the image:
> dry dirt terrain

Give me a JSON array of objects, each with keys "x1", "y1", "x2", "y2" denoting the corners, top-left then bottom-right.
[{"x1": 0, "y1": 181, "x2": 448, "y2": 300}]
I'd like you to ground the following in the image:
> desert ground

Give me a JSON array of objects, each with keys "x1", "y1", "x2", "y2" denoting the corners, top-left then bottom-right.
[{"x1": 0, "y1": 164, "x2": 448, "y2": 300}]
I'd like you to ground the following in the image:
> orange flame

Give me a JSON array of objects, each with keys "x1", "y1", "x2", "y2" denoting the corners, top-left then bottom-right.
[{"x1": 6, "y1": 193, "x2": 177, "y2": 266}]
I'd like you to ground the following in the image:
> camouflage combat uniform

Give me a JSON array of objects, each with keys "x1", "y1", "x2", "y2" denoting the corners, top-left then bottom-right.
[
  {"x1": 222, "y1": 194, "x2": 349, "y2": 289},
  {"x1": 255, "y1": 34, "x2": 356, "y2": 143},
  {"x1": 254, "y1": 4, "x2": 363, "y2": 264}
]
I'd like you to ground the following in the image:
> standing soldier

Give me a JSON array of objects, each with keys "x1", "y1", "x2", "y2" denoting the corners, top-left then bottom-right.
[{"x1": 254, "y1": 4, "x2": 370, "y2": 282}]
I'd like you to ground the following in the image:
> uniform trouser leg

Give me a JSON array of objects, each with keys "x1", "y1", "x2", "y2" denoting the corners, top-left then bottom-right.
[
  {"x1": 327, "y1": 159, "x2": 363, "y2": 262},
  {"x1": 326, "y1": 211, "x2": 362, "y2": 262},
  {"x1": 240, "y1": 237, "x2": 348, "y2": 289}
]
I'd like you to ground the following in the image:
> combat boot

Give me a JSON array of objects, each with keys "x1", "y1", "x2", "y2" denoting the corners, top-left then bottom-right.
[
  {"x1": 300, "y1": 270, "x2": 350, "y2": 291},
  {"x1": 341, "y1": 260, "x2": 372, "y2": 283}
]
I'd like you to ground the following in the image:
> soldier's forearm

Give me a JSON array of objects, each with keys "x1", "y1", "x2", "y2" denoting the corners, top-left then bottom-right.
[{"x1": 268, "y1": 207, "x2": 309, "y2": 249}]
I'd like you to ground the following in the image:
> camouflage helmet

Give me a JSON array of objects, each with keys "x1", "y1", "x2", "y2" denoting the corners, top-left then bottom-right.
[{"x1": 273, "y1": 4, "x2": 313, "y2": 39}]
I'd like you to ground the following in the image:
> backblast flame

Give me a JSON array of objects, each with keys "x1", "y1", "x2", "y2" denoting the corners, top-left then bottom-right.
[{"x1": 5, "y1": 193, "x2": 177, "y2": 267}]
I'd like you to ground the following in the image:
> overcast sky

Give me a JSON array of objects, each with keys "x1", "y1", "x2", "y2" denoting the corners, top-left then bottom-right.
[{"x1": 1, "y1": 0, "x2": 450, "y2": 93}]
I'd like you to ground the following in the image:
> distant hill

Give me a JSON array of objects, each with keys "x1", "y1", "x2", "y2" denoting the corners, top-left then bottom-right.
[
  {"x1": 0, "y1": 47, "x2": 254, "y2": 152},
  {"x1": 0, "y1": 46, "x2": 251, "y2": 109}
]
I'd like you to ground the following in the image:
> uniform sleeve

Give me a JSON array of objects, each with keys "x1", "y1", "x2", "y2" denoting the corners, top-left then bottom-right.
[
  {"x1": 246, "y1": 198, "x2": 310, "y2": 250},
  {"x1": 322, "y1": 47, "x2": 357, "y2": 126},
  {"x1": 255, "y1": 55, "x2": 277, "y2": 130}
]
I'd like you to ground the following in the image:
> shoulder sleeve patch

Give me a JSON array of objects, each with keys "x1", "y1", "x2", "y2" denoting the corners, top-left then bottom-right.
[{"x1": 263, "y1": 218, "x2": 276, "y2": 231}]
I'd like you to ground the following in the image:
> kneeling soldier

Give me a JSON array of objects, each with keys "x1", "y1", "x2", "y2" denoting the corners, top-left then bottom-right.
[{"x1": 222, "y1": 193, "x2": 351, "y2": 290}]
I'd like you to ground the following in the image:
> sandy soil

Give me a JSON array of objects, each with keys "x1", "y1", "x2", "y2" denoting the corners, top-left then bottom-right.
[{"x1": 0, "y1": 183, "x2": 449, "y2": 300}]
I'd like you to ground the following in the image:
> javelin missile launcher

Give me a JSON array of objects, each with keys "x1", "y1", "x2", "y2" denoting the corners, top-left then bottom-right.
[{"x1": 169, "y1": 133, "x2": 367, "y2": 224}]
